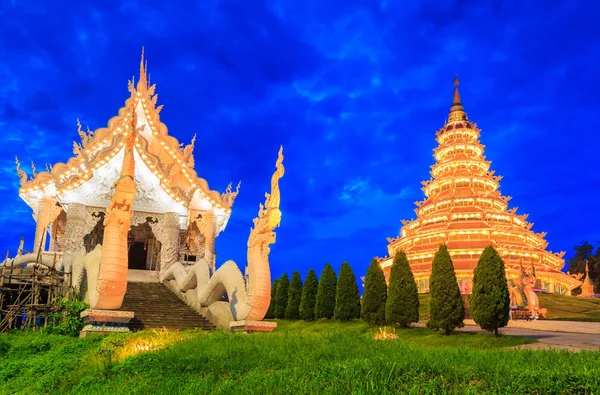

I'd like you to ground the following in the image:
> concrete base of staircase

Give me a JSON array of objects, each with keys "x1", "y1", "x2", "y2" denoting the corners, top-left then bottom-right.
[{"x1": 230, "y1": 320, "x2": 277, "y2": 333}]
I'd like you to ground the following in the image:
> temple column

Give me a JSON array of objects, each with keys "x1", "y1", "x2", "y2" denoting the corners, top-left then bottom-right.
[
  {"x1": 33, "y1": 197, "x2": 62, "y2": 255},
  {"x1": 150, "y1": 212, "x2": 180, "y2": 273},
  {"x1": 64, "y1": 203, "x2": 88, "y2": 256},
  {"x1": 200, "y1": 212, "x2": 217, "y2": 272}
]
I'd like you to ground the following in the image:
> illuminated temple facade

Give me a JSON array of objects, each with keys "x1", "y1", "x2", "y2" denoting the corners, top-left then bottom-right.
[
  {"x1": 378, "y1": 78, "x2": 580, "y2": 295},
  {"x1": 14, "y1": 50, "x2": 240, "y2": 274}
]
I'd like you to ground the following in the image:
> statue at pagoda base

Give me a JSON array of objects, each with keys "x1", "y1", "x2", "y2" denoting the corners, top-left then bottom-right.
[
  {"x1": 508, "y1": 263, "x2": 547, "y2": 318},
  {"x1": 161, "y1": 146, "x2": 284, "y2": 332}
]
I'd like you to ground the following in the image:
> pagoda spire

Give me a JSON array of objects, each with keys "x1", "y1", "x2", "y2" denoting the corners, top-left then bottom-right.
[
  {"x1": 448, "y1": 75, "x2": 467, "y2": 122},
  {"x1": 137, "y1": 46, "x2": 148, "y2": 92},
  {"x1": 580, "y1": 260, "x2": 596, "y2": 295}
]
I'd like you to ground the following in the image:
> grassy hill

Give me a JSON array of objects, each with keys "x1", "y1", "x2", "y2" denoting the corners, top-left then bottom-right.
[
  {"x1": 538, "y1": 293, "x2": 600, "y2": 321},
  {"x1": 417, "y1": 292, "x2": 600, "y2": 322},
  {"x1": 1, "y1": 320, "x2": 599, "y2": 394}
]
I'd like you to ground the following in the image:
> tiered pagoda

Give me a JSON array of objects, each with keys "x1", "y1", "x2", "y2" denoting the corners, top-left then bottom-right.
[{"x1": 379, "y1": 77, "x2": 580, "y2": 295}]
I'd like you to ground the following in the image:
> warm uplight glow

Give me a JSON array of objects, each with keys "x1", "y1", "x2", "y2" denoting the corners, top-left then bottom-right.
[
  {"x1": 115, "y1": 329, "x2": 192, "y2": 360},
  {"x1": 373, "y1": 327, "x2": 399, "y2": 341}
]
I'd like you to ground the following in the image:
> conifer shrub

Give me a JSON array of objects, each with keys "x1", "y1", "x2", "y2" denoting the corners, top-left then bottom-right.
[
  {"x1": 274, "y1": 273, "x2": 289, "y2": 319},
  {"x1": 469, "y1": 245, "x2": 511, "y2": 336},
  {"x1": 265, "y1": 278, "x2": 280, "y2": 319},
  {"x1": 427, "y1": 245, "x2": 465, "y2": 335},
  {"x1": 334, "y1": 262, "x2": 361, "y2": 321},
  {"x1": 300, "y1": 269, "x2": 319, "y2": 321},
  {"x1": 361, "y1": 259, "x2": 387, "y2": 325},
  {"x1": 315, "y1": 264, "x2": 337, "y2": 319},
  {"x1": 285, "y1": 271, "x2": 303, "y2": 319},
  {"x1": 386, "y1": 251, "x2": 419, "y2": 328}
]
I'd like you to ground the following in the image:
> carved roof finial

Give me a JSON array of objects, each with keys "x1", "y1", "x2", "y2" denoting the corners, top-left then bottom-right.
[
  {"x1": 15, "y1": 156, "x2": 27, "y2": 186},
  {"x1": 137, "y1": 46, "x2": 147, "y2": 92},
  {"x1": 448, "y1": 74, "x2": 467, "y2": 122}
]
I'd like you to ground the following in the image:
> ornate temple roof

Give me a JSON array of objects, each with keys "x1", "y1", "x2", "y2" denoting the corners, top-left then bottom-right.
[
  {"x1": 16, "y1": 49, "x2": 239, "y2": 230},
  {"x1": 382, "y1": 77, "x2": 580, "y2": 291}
]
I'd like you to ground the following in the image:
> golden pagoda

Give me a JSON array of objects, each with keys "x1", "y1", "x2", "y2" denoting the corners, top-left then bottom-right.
[
  {"x1": 379, "y1": 77, "x2": 581, "y2": 295},
  {"x1": 579, "y1": 261, "x2": 598, "y2": 297}
]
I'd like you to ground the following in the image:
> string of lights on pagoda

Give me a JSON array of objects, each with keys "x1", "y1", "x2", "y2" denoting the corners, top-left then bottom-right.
[{"x1": 378, "y1": 76, "x2": 578, "y2": 294}]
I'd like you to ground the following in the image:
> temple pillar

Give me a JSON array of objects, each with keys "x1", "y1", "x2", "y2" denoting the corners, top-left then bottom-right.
[
  {"x1": 33, "y1": 197, "x2": 62, "y2": 255},
  {"x1": 64, "y1": 203, "x2": 88, "y2": 256},
  {"x1": 200, "y1": 212, "x2": 217, "y2": 272},
  {"x1": 187, "y1": 225, "x2": 205, "y2": 259},
  {"x1": 149, "y1": 212, "x2": 180, "y2": 273}
]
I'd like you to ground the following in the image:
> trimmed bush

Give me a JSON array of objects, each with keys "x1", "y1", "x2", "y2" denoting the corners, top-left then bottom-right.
[
  {"x1": 334, "y1": 262, "x2": 361, "y2": 321},
  {"x1": 265, "y1": 278, "x2": 280, "y2": 319},
  {"x1": 274, "y1": 273, "x2": 290, "y2": 319},
  {"x1": 427, "y1": 245, "x2": 465, "y2": 335},
  {"x1": 386, "y1": 251, "x2": 419, "y2": 328},
  {"x1": 300, "y1": 269, "x2": 319, "y2": 321},
  {"x1": 469, "y1": 245, "x2": 511, "y2": 336},
  {"x1": 285, "y1": 271, "x2": 303, "y2": 319},
  {"x1": 45, "y1": 296, "x2": 89, "y2": 337},
  {"x1": 361, "y1": 259, "x2": 387, "y2": 325},
  {"x1": 315, "y1": 264, "x2": 337, "y2": 319}
]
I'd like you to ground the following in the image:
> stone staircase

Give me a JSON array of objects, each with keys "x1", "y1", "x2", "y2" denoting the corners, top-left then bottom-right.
[{"x1": 119, "y1": 282, "x2": 215, "y2": 331}]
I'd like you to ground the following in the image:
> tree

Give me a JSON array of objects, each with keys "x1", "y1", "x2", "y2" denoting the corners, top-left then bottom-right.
[
  {"x1": 315, "y1": 264, "x2": 337, "y2": 319},
  {"x1": 334, "y1": 262, "x2": 361, "y2": 321},
  {"x1": 386, "y1": 251, "x2": 419, "y2": 328},
  {"x1": 427, "y1": 245, "x2": 464, "y2": 335},
  {"x1": 300, "y1": 269, "x2": 319, "y2": 321},
  {"x1": 265, "y1": 278, "x2": 280, "y2": 319},
  {"x1": 469, "y1": 246, "x2": 510, "y2": 336},
  {"x1": 361, "y1": 259, "x2": 387, "y2": 325},
  {"x1": 274, "y1": 273, "x2": 289, "y2": 319},
  {"x1": 285, "y1": 271, "x2": 303, "y2": 319}
]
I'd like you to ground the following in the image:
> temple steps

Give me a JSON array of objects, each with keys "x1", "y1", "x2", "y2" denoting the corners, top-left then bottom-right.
[{"x1": 119, "y1": 282, "x2": 215, "y2": 332}]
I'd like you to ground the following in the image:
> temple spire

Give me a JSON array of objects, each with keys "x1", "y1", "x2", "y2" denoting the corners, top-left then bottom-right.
[
  {"x1": 137, "y1": 47, "x2": 147, "y2": 92},
  {"x1": 448, "y1": 75, "x2": 467, "y2": 122},
  {"x1": 581, "y1": 260, "x2": 596, "y2": 295}
]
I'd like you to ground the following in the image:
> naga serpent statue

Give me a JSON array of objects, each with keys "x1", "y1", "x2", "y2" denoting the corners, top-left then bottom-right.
[
  {"x1": 162, "y1": 145, "x2": 284, "y2": 321},
  {"x1": 88, "y1": 117, "x2": 140, "y2": 310}
]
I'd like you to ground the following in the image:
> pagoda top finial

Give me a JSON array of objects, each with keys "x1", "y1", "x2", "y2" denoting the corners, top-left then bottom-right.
[
  {"x1": 448, "y1": 74, "x2": 467, "y2": 122},
  {"x1": 137, "y1": 46, "x2": 148, "y2": 91},
  {"x1": 586, "y1": 260, "x2": 590, "y2": 274}
]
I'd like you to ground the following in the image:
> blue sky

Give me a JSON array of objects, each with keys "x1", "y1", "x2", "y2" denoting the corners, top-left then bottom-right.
[{"x1": 0, "y1": 0, "x2": 599, "y2": 281}]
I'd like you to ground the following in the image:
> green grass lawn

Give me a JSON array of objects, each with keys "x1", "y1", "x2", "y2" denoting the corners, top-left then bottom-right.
[
  {"x1": 1, "y1": 320, "x2": 599, "y2": 394},
  {"x1": 417, "y1": 292, "x2": 600, "y2": 322},
  {"x1": 538, "y1": 293, "x2": 600, "y2": 321}
]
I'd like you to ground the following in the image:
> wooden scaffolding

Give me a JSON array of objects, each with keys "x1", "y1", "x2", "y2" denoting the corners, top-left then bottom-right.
[{"x1": 0, "y1": 249, "x2": 70, "y2": 333}]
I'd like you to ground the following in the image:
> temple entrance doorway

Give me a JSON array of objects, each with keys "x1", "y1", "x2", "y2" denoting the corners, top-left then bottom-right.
[
  {"x1": 128, "y1": 222, "x2": 161, "y2": 271},
  {"x1": 128, "y1": 242, "x2": 147, "y2": 270}
]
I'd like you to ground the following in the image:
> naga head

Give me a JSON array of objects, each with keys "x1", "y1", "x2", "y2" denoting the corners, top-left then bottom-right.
[{"x1": 248, "y1": 146, "x2": 284, "y2": 248}]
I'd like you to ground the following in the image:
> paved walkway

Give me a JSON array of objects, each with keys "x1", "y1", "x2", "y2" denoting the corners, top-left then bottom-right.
[
  {"x1": 464, "y1": 319, "x2": 600, "y2": 335},
  {"x1": 416, "y1": 320, "x2": 600, "y2": 351}
]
